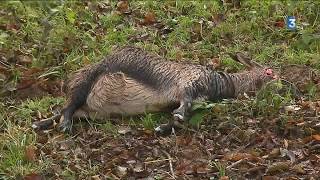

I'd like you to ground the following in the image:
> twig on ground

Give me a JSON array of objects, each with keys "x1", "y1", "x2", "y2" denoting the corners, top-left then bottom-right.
[
  {"x1": 84, "y1": 136, "x2": 109, "y2": 147},
  {"x1": 161, "y1": 149, "x2": 176, "y2": 179},
  {"x1": 226, "y1": 158, "x2": 247, "y2": 170},
  {"x1": 144, "y1": 158, "x2": 172, "y2": 164}
]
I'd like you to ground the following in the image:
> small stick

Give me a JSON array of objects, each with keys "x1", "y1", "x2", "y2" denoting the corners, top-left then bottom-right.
[
  {"x1": 161, "y1": 150, "x2": 176, "y2": 179},
  {"x1": 226, "y1": 158, "x2": 247, "y2": 170},
  {"x1": 144, "y1": 158, "x2": 172, "y2": 164},
  {"x1": 84, "y1": 136, "x2": 109, "y2": 147}
]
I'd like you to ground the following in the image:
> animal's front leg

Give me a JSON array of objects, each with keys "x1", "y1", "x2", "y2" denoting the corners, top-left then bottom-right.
[
  {"x1": 172, "y1": 98, "x2": 192, "y2": 121},
  {"x1": 155, "y1": 98, "x2": 193, "y2": 134}
]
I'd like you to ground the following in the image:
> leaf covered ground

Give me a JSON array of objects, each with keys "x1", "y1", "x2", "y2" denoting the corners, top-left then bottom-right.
[{"x1": 0, "y1": 1, "x2": 320, "y2": 179}]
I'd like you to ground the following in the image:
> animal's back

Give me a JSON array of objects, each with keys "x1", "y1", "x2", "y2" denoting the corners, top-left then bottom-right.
[{"x1": 106, "y1": 46, "x2": 211, "y2": 92}]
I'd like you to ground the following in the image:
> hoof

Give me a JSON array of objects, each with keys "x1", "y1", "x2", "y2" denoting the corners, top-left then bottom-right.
[
  {"x1": 57, "y1": 116, "x2": 72, "y2": 133},
  {"x1": 154, "y1": 124, "x2": 174, "y2": 135},
  {"x1": 154, "y1": 121, "x2": 183, "y2": 135}
]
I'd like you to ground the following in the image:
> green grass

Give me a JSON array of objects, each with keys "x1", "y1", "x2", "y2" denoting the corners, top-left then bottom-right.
[
  {"x1": 99, "y1": 120, "x2": 118, "y2": 135},
  {"x1": 0, "y1": 0, "x2": 319, "y2": 178},
  {"x1": 210, "y1": 160, "x2": 226, "y2": 178},
  {"x1": 0, "y1": 96, "x2": 63, "y2": 178},
  {"x1": 141, "y1": 113, "x2": 157, "y2": 130},
  {"x1": 14, "y1": 97, "x2": 64, "y2": 124},
  {"x1": 0, "y1": 122, "x2": 40, "y2": 178}
]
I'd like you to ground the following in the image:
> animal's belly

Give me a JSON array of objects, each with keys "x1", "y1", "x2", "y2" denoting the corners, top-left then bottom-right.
[
  {"x1": 94, "y1": 101, "x2": 174, "y2": 115},
  {"x1": 80, "y1": 72, "x2": 178, "y2": 119}
]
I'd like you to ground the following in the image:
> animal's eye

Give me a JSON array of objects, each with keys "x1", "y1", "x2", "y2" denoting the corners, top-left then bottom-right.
[{"x1": 265, "y1": 68, "x2": 273, "y2": 75}]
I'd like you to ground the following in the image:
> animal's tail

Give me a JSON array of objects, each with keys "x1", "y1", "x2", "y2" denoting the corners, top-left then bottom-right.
[
  {"x1": 33, "y1": 61, "x2": 108, "y2": 131},
  {"x1": 64, "y1": 62, "x2": 107, "y2": 109}
]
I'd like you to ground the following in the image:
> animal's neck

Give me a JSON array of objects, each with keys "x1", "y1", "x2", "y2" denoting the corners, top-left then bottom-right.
[
  {"x1": 208, "y1": 71, "x2": 262, "y2": 101},
  {"x1": 229, "y1": 71, "x2": 262, "y2": 96},
  {"x1": 207, "y1": 72, "x2": 236, "y2": 101}
]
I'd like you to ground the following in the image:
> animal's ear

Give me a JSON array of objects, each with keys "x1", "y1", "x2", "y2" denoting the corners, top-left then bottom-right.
[{"x1": 228, "y1": 52, "x2": 263, "y2": 69}]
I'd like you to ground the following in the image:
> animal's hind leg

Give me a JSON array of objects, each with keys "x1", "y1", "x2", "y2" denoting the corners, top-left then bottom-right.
[
  {"x1": 58, "y1": 102, "x2": 77, "y2": 132},
  {"x1": 59, "y1": 103, "x2": 91, "y2": 132},
  {"x1": 58, "y1": 95, "x2": 86, "y2": 132}
]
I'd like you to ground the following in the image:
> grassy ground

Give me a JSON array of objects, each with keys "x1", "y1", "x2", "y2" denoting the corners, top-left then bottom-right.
[{"x1": 0, "y1": 0, "x2": 320, "y2": 179}]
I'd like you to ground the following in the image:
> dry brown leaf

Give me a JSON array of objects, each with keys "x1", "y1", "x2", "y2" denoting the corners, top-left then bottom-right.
[
  {"x1": 38, "y1": 79, "x2": 63, "y2": 96},
  {"x1": 21, "y1": 67, "x2": 43, "y2": 77},
  {"x1": 196, "y1": 165, "x2": 210, "y2": 174},
  {"x1": 211, "y1": 57, "x2": 221, "y2": 69},
  {"x1": 23, "y1": 173, "x2": 43, "y2": 180},
  {"x1": 175, "y1": 50, "x2": 183, "y2": 61},
  {"x1": 16, "y1": 79, "x2": 36, "y2": 90},
  {"x1": 262, "y1": 176, "x2": 278, "y2": 180},
  {"x1": 63, "y1": 47, "x2": 69, "y2": 53},
  {"x1": 91, "y1": 175, "x2": 101, "y2": 180},
  {"x1": 302, "y1": 135, "x2": 314, "y2": 144},
  {"x1": 117, "y1": 1, "x2": 130, "y2": 14},
  {"x1": 223, "y1": 152, "x2": 261, "y2": 162},
  {"x1": 118, "y1": 126, "x2": 131, "y2": 135},
  {"x1": 211, "y1": 13, "x2": 225, "y2": 26},
  {"x1": 266, "y1": 161, "x2": 290, "y2": 175},
  {"x1": 283, "y1": 139, "x2": 289, "y2": 148},
  {"x1": 292, "y1": 164, "x2": 306, "y2": 174},
  {"x1": 5, "y1": 23, "x2": 21, "y2": 32},
  {"x1": 312, "y1": 134, "x2": 320, "y2": 141},
  {"x1": 274, "y1": 20, "x2": 285, "y2": 28},
  {"x1": 25, "y1": 145, "x2": 36, "y2": 162},
  {"x1": 17, "y1": 55, "x2": 32, "y2": 65},
  {"x1": 141, "y1": 11, "x2": 156, "y2": 25},
  {"x1": 267, "y1": 148, "x2": 280, "y2": 158},
  {"x1": 175, "y1": 135, "x2": 191, "y2": 146},
  {"x1": 176, "y1": 159, "x2": 193, "y2": 175},
  {"x1": 219, "y1": 176, "x2": 229, "y2": 180},
  {"x1": 192, "y1": 22, "x2": 202, "y2": 34}
]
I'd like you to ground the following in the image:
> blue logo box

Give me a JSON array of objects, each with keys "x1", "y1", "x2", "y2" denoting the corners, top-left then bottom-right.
[{"x1": 287, "y1": 16, "x2": 296, "y2": 30}]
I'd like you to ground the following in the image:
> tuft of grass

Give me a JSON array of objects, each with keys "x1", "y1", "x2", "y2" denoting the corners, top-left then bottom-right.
[
  {"x1": 0, "y1": 96, "x2": 63, "y2": 178},
  {"x1": 209, "y1": 160, "x2": 226, "y2": 178},
  {"x1": 138, "y1": 112, "x2": 169, "y2": 130},
  {"x1": 141, "y1": 113, "x2": 156, "y2": 130},
  {"x1": 0, "y1": 102, "x2": 6, "y2": 129},
  {"x1": 254, "y1": 81, "x2": 294, "y2": 116},
  {"x1": 0, "y1": 121, "x2": 46, "y2": 178},
  {"x1": 14, "y1": 97, "x2": 64, "y2": 125},
  {"x1": 99, "y1": 120, "x2": 118, "y2": 136}
]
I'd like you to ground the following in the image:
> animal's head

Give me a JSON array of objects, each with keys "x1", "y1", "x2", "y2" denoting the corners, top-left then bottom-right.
[{"x1": 229, "y1": 52, "x2": 278, "y2": 85}]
